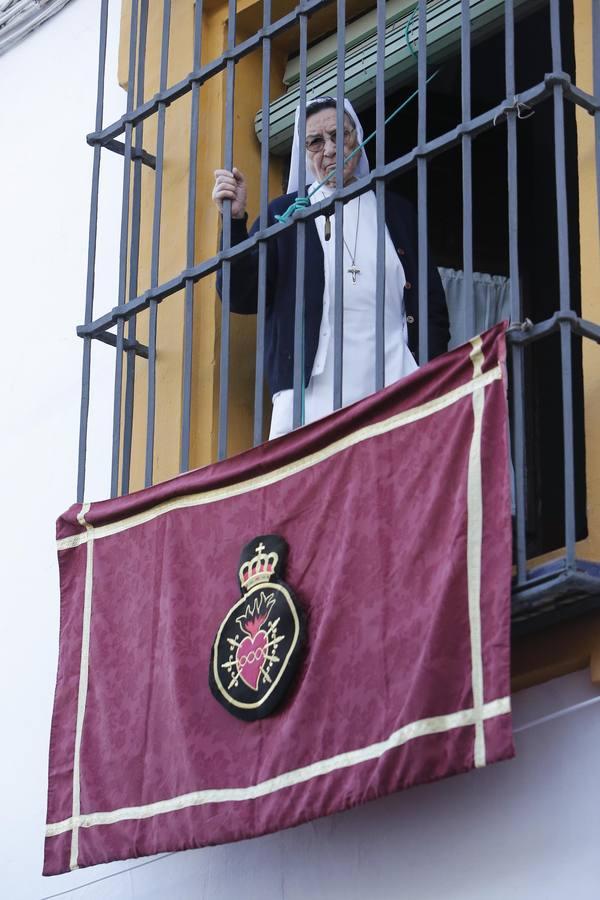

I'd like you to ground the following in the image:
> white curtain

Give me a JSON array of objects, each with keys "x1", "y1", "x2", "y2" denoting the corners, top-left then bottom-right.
[{"x1": 439, "y1": 267, "x2": 511, "y2": 349}]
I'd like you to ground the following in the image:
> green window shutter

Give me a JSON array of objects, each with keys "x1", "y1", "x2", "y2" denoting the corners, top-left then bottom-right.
[{"x1": 255, "y1": 0, "x2": 541, "y2": 156}]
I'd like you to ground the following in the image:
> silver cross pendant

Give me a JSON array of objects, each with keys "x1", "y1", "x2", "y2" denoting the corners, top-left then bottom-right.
[{"x1": 348, "y1": 265, "x2": 360, "y2": 284}]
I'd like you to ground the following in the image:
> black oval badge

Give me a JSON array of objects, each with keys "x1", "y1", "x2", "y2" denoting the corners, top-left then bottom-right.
[{"x1": 209, "y1": 535, "x2": 306, "y2": 721}]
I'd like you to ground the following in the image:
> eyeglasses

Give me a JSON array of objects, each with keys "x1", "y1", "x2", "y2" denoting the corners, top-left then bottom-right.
[{"x1": 305, "y1": 127, "x2": 356, "y2": 154}]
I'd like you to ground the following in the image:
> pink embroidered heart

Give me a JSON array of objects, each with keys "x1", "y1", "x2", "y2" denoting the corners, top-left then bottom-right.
[{"x1": 236, "y1": 630, "x2": 268, "y2": 691}]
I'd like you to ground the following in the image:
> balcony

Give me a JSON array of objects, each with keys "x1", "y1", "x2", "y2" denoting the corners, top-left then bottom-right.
[{"x1": 75, "y1": 0, "x2": 600, "y2": 675}]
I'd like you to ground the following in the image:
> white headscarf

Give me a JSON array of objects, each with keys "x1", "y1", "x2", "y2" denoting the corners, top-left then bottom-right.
[{"x1": 286, "y1": 96, "x2": 370, "y2": 194}]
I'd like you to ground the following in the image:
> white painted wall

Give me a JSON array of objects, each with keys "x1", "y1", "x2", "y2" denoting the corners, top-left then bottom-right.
[{"x1": 1, "y1": 3, "x2": 599, "y2": 899}]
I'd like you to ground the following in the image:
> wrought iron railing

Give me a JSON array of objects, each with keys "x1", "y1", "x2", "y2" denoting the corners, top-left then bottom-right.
[{"x1": 77, "y1": 0, "x2": 600, "y2": 630}]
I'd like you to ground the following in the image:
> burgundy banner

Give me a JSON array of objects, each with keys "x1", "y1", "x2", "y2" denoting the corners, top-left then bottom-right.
[{"x1": 44, "y1": 325, "x2": 514, "y2": 875}]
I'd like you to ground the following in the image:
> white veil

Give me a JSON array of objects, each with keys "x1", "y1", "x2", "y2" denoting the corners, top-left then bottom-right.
[{"x1": 286, "y1": 96, "x2": 370, "y2": 194}]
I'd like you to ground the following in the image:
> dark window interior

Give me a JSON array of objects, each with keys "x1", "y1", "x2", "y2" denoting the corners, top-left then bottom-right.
[{"x1": 358, "y1": 0, "x2": 587, "y2": 556}]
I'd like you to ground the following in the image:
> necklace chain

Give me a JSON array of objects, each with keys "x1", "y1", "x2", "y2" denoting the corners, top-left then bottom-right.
[
  {"x1": 317, "y1": 191, "x2": 362, "y2": 282},
  {"x1": 342, "y1": 195, "x2": 360, "y2": 269}
]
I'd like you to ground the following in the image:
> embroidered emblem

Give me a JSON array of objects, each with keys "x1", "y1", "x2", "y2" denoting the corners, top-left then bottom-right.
[{"x1": 209, "y1": 535, "x2": 306, "y2": 721}]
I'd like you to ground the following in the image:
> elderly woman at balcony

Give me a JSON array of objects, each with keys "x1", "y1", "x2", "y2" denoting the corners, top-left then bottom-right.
[{"x1": 212, "y1": 97, "x2": 449, "y2": 439}]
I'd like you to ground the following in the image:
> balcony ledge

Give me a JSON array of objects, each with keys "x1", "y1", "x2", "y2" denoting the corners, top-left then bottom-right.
[{"x1": 512, "y1": 558, "x2": 600, "y2": 636}]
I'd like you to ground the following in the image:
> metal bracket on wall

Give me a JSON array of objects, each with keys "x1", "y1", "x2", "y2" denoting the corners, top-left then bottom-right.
[
  {"x1": 507, "y1": 312, "x2": 600, "y2": 346},
  {"x1": 77, "y1": 328, "x2": 149, "y2": 359},
  {"x1": 103, "y1": 138, "x2": 156, "y2": 170}
]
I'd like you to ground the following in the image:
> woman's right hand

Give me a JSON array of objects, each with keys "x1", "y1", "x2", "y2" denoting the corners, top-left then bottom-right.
[{"x1": 212, "y1": 167, "x2": 248, "y2": 219}]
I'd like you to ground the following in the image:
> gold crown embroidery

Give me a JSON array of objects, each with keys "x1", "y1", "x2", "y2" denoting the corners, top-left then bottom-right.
[{"x1": 238, "y1": 542, "x2": 279, "y2": 591}]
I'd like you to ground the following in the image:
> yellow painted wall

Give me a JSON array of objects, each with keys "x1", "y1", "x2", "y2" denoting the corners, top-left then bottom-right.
[
  {"x1": 574, "y1": 1, "x2": 600, "y2": 561},
  {"x1": 119, "y1": 0, "x2": 286, "y2": 486},
  {"x1": 119, "y1": 0, "x2": 194, "y2": 490}
]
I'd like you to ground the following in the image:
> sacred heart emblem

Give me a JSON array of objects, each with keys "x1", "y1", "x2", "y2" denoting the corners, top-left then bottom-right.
[
  {"x1": 236, "y1": 625, "x2": 269, "y2": 690},
  {"x1": 209, "y1": 535, "x2": 306, "y2": 721}
]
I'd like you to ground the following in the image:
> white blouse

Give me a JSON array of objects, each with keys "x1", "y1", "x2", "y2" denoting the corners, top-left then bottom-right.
[{"x1": 269, "y1": 182, "x2": 418, "y2": 439}]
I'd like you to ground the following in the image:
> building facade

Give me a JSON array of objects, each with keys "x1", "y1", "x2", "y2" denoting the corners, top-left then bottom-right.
[{"x1": 1, "y1": 0, "x2": 600, "y2": 896}]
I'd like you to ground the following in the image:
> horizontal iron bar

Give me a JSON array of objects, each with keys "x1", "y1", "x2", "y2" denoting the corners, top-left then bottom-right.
[
  {"x1": 78, "y1": 270, "x2": 186, "y2": 336},
  {"x1": 105, "y1": 138, "x2": 156, "y2": 169},
  {"x1": 78, "y1": 73, "x2": 599, "y2": 339},
  {"x1": 86, "y1": 0, "x2": 332, "y2": 147},
  {"x1": 507, "y1": 310, "x2": 600, "y2": 346},
  {"x1": 94, "y1": 329, "x2": 149, "y2": 357}
]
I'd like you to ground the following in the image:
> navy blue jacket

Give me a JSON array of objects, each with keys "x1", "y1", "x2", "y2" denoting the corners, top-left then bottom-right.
[{"x1": 217, "y1": 189, "x2": 449, "y2": 397}]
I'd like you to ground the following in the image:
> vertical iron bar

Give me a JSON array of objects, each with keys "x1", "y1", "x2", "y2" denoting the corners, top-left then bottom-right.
[
  {"x1": 559, "y1": 323, "x2": 577, "y2": 567},
  {"x1": 77, "y1": 0, "x2": 109, "y2": 503},
  {"x1": 253, "y1": 0, "x2": 272, "y2": 446},
  {"x1": 461, "y1": 0, "x2": 474, "y2": 340},
  {"x1": 292, "y1": 14, "x2": 309, "y2": 429},
  {"x1": 111, "y1": 0, "x2": 140, "y2": 498},
  {"x1": 145, "y1": 0, "x2": 172, "y2": 486},
  {"x1": 217, "y1": 0, "x2": 237, "y2": 458},
  {"x1": 505, "y1": 0, "x2": 527, "y2": 582},
  {"x1": 333, "y1": 0, "x2": 346, "y2": 410},
  {"x1": 417, "y1": 0, "x2": 429, "y2": 364},
  {"x1": 549, "y1": 0, "x2": 562, "y2": 74},
  {"x1": 122, "y1": 0, "x2": 149, "y2": 495},
  {"x1": 550, "y1": 0, "x2": 576, "y2": 566},
  {"x1": 374, "y1": 0, "x2": 386, "y2": 392},
  {"x1": 180, "y1": 0, "x2": 204, "y2": 472},
  {"x1": 510, "y1": 349, "x2": 528, "y2": 582}
]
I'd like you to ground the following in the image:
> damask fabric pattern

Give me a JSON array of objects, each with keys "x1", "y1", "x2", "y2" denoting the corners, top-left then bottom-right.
[{"x1": 44, "y1": 324, "x2": 514, "y2": 875}]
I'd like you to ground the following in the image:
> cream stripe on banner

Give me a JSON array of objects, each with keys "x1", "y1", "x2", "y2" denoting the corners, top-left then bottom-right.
[
  {"x1": 57, "y1": 365, "x2": 502, "y2": 552},
  {"x1": 69, "y1": 503, "x2": 94, "y2": 871},
  {"x1": 46, "y1": 696, "x2": 510, "y2": 837},
  {"x1": 467, "y1": 337, "x2": 486, "y2": 768}
]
